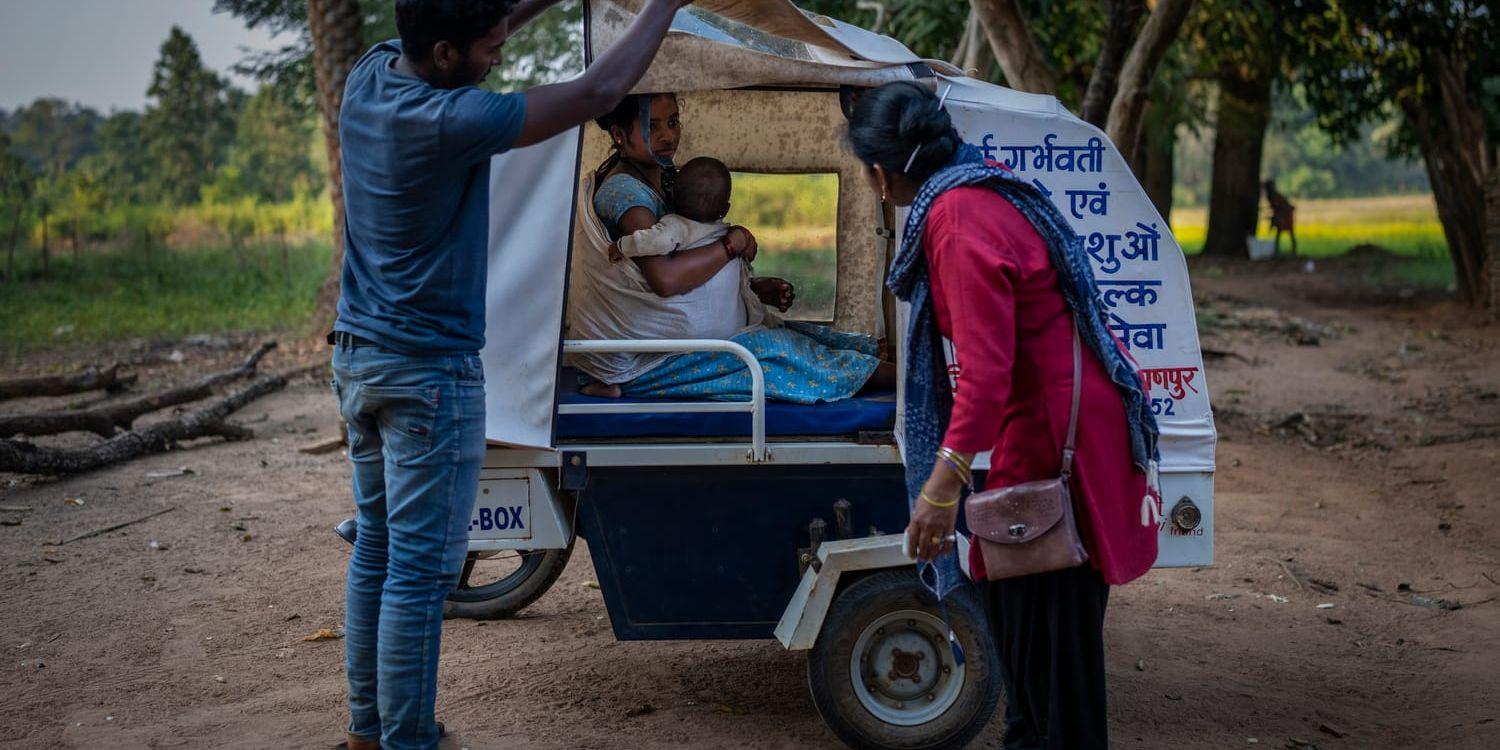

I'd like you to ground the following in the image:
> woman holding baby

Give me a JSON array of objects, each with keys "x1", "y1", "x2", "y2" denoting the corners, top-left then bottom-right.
[{"x1": 569, "y1": 92, "x2": 895, "y2": 403}]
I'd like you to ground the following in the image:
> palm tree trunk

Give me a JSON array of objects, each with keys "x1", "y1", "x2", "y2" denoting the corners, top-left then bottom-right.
[{"x1": 305, "y1": 0, "x2": 365, "y2": 331}]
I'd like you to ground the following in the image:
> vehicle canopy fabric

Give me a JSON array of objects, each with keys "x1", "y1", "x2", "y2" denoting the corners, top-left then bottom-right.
[{"x1": 483, "y1": 0, "x2": 1215, "y2": 483}]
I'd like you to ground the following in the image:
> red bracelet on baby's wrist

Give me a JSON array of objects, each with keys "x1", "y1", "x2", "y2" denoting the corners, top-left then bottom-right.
[{"x1": 722, "y1": 235, "x2": 738, "y2": 260}]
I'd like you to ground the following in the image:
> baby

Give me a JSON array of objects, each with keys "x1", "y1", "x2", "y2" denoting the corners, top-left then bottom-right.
[
  {"x1": 617, "y1": 157, "x2": 743, "y2": 257},
  {"x1": 612, "y1": 156, "x2": 775, "y2": 329}
]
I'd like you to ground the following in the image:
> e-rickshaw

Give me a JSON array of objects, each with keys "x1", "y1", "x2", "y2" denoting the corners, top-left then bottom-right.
[{"x1": 346, "y1": 2, "x2": 1218, "y2": 748}]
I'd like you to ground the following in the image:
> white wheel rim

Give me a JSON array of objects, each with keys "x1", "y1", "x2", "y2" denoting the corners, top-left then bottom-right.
[{"x1": 848, "y1": 609, "x2": 965, "y2": 727}]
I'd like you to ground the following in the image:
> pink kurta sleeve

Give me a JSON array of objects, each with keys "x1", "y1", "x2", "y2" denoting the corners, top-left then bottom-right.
[{"x1": 926, "y1": 195, "x2": 1019, "y2": 454}]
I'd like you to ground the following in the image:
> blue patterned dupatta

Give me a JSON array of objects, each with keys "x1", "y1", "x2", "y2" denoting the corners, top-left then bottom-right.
[{"x1": 888, "y1": 143, "x2": 1161, "y2": 600}]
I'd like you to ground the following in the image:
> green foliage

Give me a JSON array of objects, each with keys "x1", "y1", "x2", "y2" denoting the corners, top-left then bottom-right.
[
  {"x1": 498, "y1": 1, "x2": 584, "y2": 89},
  {"x1": 1297, "y1": 0, "x2": 1498, "y2": 151},
  {"x1": 725, "y1": 173, "x2": 839, "y2": 236},
  {"x1": 207, "y1": 87, "x2": 318, "y2": 203},
  {"x1": 82, "y1": 112, "x2": 151, "y2": 205},
  {"x1": 1174, "y1": 86, "x2": 1429, "y2": 204},
  {"x1": 0, "y1": 241, "x2": 334, "y2": 356},
  {"x1": 753, "y1": 248, "x2": 837, "y2": 321},
  {"x1": 216, "y1": 0, "x2": 397, "y2": 103},
  {"x1": 142, "y1": 26, "x2": 241, "y2": 205},
  {"x1": 2, "y1": 98, "x2": 101, "y2": 179}
]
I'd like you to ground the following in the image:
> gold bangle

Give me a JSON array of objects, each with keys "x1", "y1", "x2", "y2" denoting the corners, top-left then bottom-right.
[
  {"x1": 936, "y1": 455, "x2": 972, "y2": 486},
  {"x1": 935, "y1": 449, "x2": 973, "y2": 487},
  {"x1": 936, "y1": 447, "x2": 972, "y2": 473},
  {"x1": 920, "y1": 490, "x2": 960, "y2": 509}
]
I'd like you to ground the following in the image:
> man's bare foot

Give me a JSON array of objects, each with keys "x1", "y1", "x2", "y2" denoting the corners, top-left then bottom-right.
[{"x1": 581, "y1": 382, "x2": 622, "y2": 398}]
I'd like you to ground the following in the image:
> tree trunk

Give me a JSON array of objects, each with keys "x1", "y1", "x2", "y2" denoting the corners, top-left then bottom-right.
[
  {"x1": 1488, "y1": 166, "x2": 1499, "y2": 314},
  {"x1": 970, "y1": 0, "x2": 1057, "y2": 95},
  {"x1": 952, "y1": 8, "x2": 994, "y2": 79},
  {"x1": 1136, "y1": 107, "x2": 1177, "y2": 223},
  {"x1": 1403, "y1": 96, "x2": 1489, "y2": 307},
  {"x1": 306, "y1": 0, "x2": 365, "y2": 331},
  {"x1": 1397, "y1": 49, "x2": 1492, "y2": 308},
  {"x1": 1104, "y1": 0, "x2": 1194, "y2": 165},
  {"x1": 1202, "y1": 64, "x2": 1273, "y2": 258},
  {"x1": 40, "y1": 206, "x2": 49, "y2": 274},
  {"x1": 1079, "y1": 0, "x2": 1145, "y2": 127},
  {"x1": 5, "y1": 203, "x2": 20, "y2": 283}
]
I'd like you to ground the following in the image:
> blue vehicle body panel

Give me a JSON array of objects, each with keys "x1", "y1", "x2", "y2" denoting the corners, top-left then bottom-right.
[{"x1": 575, "y1": 464, "x2": 912, "y2": 640}]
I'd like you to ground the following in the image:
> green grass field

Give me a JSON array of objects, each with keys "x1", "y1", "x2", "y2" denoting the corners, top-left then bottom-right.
[
  {"x1": 2, "y1": 242, "x2": 332, "y2": 357},
  {"x1": 1170, "y1": 194, "x2": 1447, "y2": 258},
  {"x1": 0, "y1": 194, "x2": 1454, "y2": 358},
  {"x1": 1172, "y1": 194, "x2": 1452, "y2": 290}
]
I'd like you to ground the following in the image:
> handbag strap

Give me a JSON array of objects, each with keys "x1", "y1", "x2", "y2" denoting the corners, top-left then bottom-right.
[{"x1": 1061, "y1": 323, "x2": 1082, "y2": 479}]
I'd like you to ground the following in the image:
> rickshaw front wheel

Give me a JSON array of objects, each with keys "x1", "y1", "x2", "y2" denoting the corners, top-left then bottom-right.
[
  {"x1": 807, "y1": 569, "x2": 1000, "y2": 750},
  {"x1": 444, "y1": 539, "x2": 574, "y2": 620}
]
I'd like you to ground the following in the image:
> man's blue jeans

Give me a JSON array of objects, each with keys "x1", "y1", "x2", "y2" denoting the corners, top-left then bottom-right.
[{"x1": 332, "y1": 341, "x2": 485, "y2": 750}]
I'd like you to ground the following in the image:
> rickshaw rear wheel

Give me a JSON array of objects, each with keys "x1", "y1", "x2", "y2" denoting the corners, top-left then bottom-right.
[
  {"x1": 807, "y1": 569, "x2": 1000, "y2": 750},
  {"x1": 444, "y1": 539, "x2": 574, "y2": 620}
]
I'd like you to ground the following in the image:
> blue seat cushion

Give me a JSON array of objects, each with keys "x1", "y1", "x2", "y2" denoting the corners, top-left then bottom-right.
[{"x1": 555, "y1": 368, "x2": 896, "y2": 440}]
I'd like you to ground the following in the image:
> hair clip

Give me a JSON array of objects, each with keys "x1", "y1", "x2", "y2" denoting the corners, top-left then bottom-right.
[{"x1": 903, "y1": 83, "x2": 956, "y2": 174}]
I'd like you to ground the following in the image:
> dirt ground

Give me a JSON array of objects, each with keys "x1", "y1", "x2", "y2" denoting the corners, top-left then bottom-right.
[{"x1": 3, "y1": 254, "x2": 1498, "y2": 750}]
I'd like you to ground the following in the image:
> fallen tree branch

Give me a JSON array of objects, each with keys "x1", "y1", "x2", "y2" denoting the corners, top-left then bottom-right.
[
  {"x1": 53, "y1": 506, "x2": 176, "y2": 546},
  {"x1": 0, "y1": 369, "x2": 292, "y2": 476},
  {"x1": 0, "y1": 342, "x2": 277, "y2": 439},
  {"x1": 1414, "y1": 429, "x2": 1500, "y2": 447},
  {"x1": 0, "y1": 363, "x2": 138, "y2": 402}
]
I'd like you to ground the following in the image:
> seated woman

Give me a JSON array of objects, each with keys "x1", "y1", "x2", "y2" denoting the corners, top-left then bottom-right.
[{"x1": 569, "y1": 93, "x2": 894, "y2": 403}]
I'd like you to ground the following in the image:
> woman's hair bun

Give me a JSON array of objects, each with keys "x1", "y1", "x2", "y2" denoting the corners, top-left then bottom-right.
[
  {"x1": 846, "y1": 81, "x2": 961, "y2": 184},
  {"x1": 896, "y1": 94, "x2": 953, "y2": 146}
]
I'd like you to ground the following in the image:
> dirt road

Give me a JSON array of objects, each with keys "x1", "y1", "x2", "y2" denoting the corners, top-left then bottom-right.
[{"x1": 3, "y1": 255, "x2": 1498, "y2": 749}]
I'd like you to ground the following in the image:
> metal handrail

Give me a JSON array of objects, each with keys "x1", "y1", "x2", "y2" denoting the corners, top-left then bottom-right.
[{"x1": 560, "y1": 339, "x2": 767, "y2": 461}]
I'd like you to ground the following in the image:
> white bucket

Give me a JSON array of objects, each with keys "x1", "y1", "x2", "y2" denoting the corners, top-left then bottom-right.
[{"x1": 1247, "y1": 237, "x2": 1276, "y2": 261}]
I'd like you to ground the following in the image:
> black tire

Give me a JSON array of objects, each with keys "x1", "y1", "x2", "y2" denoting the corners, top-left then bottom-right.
[
  {"x1": 807, "y1": 569, "x2": 1001, "y2": 750},
  {"x1": 443, "y1": 539, "x2": 574, "y2": 620}
]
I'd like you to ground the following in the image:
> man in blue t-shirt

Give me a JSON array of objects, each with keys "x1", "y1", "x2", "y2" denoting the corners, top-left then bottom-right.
[{"x1": 329, "y1": 1, "x2": 691, "y2": 748}]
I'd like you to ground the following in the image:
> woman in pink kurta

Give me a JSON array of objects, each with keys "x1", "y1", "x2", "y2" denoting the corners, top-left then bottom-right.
[
  {"x1": 925, "y1": 186, "x2": 1156, "y2": 586},
  {"x1": 848, "y1": 82, "x2": 1156, "y2": 749}
]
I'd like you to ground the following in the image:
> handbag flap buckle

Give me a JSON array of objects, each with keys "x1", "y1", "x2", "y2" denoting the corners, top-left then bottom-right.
[{"x1": 966, "y1": 477, "x2": 1069, "y2": 544}]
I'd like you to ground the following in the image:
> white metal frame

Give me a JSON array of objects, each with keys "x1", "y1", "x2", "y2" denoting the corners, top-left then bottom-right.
[
  {"x1": 561, "y1": 339, "x2": 768, "y2": 461},
  {"x1": 774, "y1": 535, "x2": 912, "y2": 650}
]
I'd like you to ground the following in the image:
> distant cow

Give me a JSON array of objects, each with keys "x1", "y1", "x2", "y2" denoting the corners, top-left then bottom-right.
[{"x1": 1263, "y1": 179, "x2": 1297, "y2": 255}]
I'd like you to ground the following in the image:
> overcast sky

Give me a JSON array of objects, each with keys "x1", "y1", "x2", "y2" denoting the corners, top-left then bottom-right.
[{"x1": 0, "y1": 0, "x2": 290, "y2": 113}]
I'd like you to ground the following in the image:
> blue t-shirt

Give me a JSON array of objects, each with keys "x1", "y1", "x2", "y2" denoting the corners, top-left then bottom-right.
[{"x1": 335, "y1": 40, "x2": 527, "y2": 355}]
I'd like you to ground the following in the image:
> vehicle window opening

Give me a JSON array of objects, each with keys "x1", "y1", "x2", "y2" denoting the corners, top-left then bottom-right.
[{"x1": 727, "y1": 171, "x2": 840, "y2": 323}]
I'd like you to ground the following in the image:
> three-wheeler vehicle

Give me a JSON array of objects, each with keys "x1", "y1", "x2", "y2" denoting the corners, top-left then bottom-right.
[{"x1": 348, "y1": 2, "x2": 1217, "y2": 747}]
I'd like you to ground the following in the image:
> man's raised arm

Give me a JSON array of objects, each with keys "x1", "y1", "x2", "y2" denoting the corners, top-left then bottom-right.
[{"x1": 512, "y1": 0, "x2": 691, "y2": 147}]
